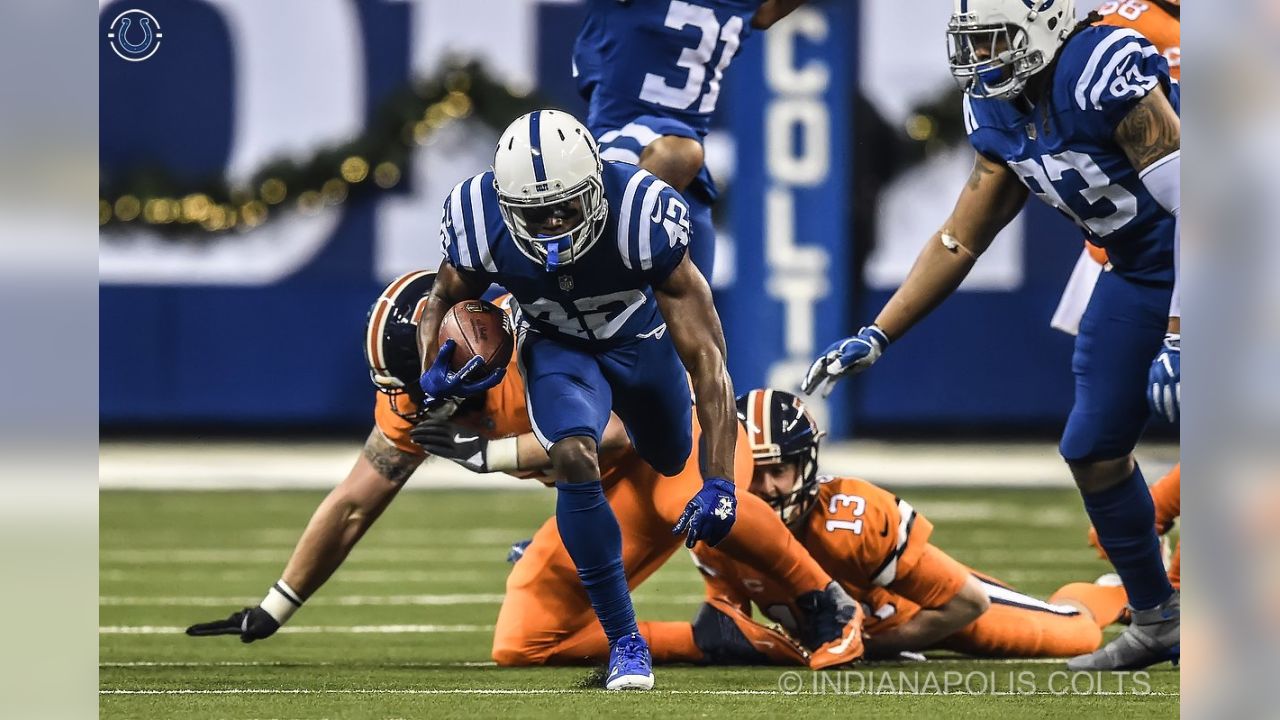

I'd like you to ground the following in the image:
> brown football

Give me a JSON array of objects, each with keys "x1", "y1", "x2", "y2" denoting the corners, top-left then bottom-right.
[{"x1": 437, "y1": 299, "x2": 514, "y2": 379}]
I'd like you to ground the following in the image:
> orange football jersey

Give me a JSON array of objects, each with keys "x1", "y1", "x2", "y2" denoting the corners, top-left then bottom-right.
[
  {"x1": 693, "y1": 476, "x2": 965, "y2": 636},
  {"x1": 1096, "y1": 0, "x2": 1180, "y2": 81},
  {"x1": 372, "y1": 293, "x2": 667, "y2": 486},
  {"x1": 374, "y1": 294, "x2": 532, "y2": 457}
]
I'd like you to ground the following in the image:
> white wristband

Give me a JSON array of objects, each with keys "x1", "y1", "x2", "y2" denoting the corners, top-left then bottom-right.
[
  {"x1": 486, "y1": 436, "x2": 520, "y2": 472},
  {"x1": 260, "y1": 579, "x2": 304, "y2": 625}
]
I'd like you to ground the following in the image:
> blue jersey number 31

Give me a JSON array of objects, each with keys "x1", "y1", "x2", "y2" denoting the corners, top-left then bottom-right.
[{"x1": 639, "y1": 0, "x2": 745, "y2": 113}]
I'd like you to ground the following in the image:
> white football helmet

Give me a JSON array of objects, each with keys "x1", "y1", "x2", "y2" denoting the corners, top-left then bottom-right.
[
  {"x1": 947, "y1": 0, "x2": 1076, "y2": 100},
  {"x1": 492, "y1": 110, "x2": 607, "y2": 270}
]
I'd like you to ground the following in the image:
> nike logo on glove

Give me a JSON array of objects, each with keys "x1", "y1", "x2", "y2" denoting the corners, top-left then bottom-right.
[{"x1": 453, "y1": 433, "x2": 479, "y2": 443}]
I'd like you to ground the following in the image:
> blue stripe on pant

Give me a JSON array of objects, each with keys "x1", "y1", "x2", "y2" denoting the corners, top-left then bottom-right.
[
  {"x1": 1059, "y1": 270, "x2": 1172, "y2": 463},
  {"x1": 519, "y1": 329, "x2": 693, "y2": 477}
]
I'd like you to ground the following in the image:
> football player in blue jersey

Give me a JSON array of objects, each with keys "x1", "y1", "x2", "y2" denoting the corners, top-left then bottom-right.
[
  {"x1": 573, "y1": 0, "x2": 806, "y2": 276},
  {"x1": 803, "y1": 0, "x2": 1180, "y2": 670},
  {"x1": 414, "y1": 109, "x2": 741, "y2": 690}
]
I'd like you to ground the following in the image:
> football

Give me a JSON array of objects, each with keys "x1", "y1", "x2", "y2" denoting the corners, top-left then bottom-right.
[{"x1": 437, "y1": 299, "x2": 514, "y2": 379}]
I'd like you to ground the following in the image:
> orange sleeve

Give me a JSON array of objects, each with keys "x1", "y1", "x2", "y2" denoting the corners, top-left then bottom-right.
[
  {"x1": 691, "y1": 546, "x2": 754, "y2": 615},
  {"x1": 373, "y1": 392, "x2": 426, "y2": 457},
  {"x1": 1097, "y1": 2, "x2": 1180, "y2": 81},
  {"x1": 886, "y1": 543, "x2": 970, "y2": 610}
]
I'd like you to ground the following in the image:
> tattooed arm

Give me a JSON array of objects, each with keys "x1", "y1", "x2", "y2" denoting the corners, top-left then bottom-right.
[
  {"x1": 278, "y1": 429, "x2": 423, "y2": 599},
  {"x1": 870, "y1": 153, "x2": 1028, "y2": 340},
  {"x1": 1115, "y1": 87, "x2": 1181, "y2": 173},
  {"x1": 1116, "y1": 87, "x2": 1182, "y2": 331}
]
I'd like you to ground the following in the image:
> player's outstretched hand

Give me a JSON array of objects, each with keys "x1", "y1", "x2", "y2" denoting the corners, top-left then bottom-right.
[
  {"x1": 410, "y1": 415, "x2": 492, "y2": 473},
  {"x1": 673, "y1": 477, "x2": 737, "y2": 548},
  {"x1": 185, "y1": 606, "x2": 280, "y2": 644},
  {"x1": 1146, "y1": 333, "x2": 1179, "y2": 423},
  {"x1": 419, "y1": 340, "x2": 506, "y2": 403},
  {"x1": 801, "y1": 325, "x2": 889, "y2": 398}
]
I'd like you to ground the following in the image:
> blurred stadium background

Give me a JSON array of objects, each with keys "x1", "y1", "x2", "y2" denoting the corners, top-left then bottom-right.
[{"x1": 99, "y1": 0, "x2": 1175, "y2": 482}]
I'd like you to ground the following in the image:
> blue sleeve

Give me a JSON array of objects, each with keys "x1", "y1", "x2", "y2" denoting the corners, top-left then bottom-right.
[
  {"x1": 1063, "y1": 26, "x2": 1173, "y2": 129},
  {"x1": 961, "y1": 94, "x2": 1006, "y2": 163},
  {"x1": 636, "y1": 178, "x2": 691, "y2": 285},
  {"x1": 440, "y1": 179, "x2": 465, "y2": 269}
]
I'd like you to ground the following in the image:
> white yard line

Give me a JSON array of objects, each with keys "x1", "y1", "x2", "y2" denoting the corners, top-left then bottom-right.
[
  {"x1": 101, "y1": 661, "x2": 497, "y2": 668},
  {"x1": 99, "y1": 624, "x2": 493, "y2": 634},
  {"x1": 99, "y1": 592, "x2": 708, "y2": 607},
  {"x1": 98, "y1": 687, "x2": 1179, "y2": 697},
  {"x1": 99, "y1": 548, "x2": 508, "y2": 564},
  {"x1": 100, "y1": 569, "x2": 492, "y2": 583}
]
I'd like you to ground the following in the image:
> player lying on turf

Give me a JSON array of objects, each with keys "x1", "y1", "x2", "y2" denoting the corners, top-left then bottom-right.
[
  {"x1": 185, "y1": 272, "x2": 866, "y2": 674},
  {"x1": 804, "y1": 0, "x2": 1181, "y2": 670},
  {"x1": 493, "y1": 388, "x2": 1121, "y2": 665},
  {"x1": 681, "y1": 389, "x2": 1121, "y2": 662}
]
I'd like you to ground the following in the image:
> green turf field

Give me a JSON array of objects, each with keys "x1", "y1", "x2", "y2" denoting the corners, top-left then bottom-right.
[{"x1": 100, "y1": 487, "x2": 1179, "y2": 719}]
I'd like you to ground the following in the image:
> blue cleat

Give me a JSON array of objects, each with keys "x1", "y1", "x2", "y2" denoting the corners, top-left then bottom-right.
[{"x1": 605, "y1": 632, "x2": 654, "y2": 691}]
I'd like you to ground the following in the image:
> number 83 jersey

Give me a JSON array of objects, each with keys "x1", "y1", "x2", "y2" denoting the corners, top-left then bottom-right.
[
  {"x1": 964, "y1": 24, "x2": 1180, "y2": 284},
  {"x1": 441, "y1": 161, "x2": 691, "y2": 347}
]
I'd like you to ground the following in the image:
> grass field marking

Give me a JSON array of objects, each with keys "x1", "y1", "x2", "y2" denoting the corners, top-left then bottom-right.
[
  {"x1": 99, "y1": 593, "x2": 509, "y2": 607},
  {"x1": 100, "y1": 548, "x2": 510, "y2": 564},
  {"x1": 100, "y1": 569, "x2": 492, "y2": 583},
  {"x1": 100, "y1": 661, "x2": 497, "y2": 668},
  {"x1": 98, "y1": 688, "x2": 1180, "y2": 697},
  {"x1": 99, "y1": 624, "x2": 494, "y2": 634},
  {"x1": 99, "y1": 592, "x2": 709, "y2": 607}
]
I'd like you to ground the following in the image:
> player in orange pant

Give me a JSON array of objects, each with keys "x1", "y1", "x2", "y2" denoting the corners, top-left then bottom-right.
[
  {"x1": 686, "y1": 389, "x2": 1115, "y2": 662},
  {"x1": 185, "y1": 272, "x2": 863, "y2": 671},
  {"x1": 368, "y1": 275, "x2": 865, "y2": 670}
]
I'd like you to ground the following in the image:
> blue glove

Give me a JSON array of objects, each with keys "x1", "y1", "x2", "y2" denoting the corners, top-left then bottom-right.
[
  {"x1": 672, "y1": 477, "x2": 737, "y2": 548},
  {"x1": 1147, "y1": 333, "x2": 1180, "y2": 423},
  {"x1": 802, "y1": 325, "x2": 889, "y2": 397},
  {"x1": 419, "y1": 339, "x2": 506, "y2": 404}
]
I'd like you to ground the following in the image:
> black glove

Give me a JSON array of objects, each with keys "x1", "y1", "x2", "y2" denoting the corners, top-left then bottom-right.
[
  {"x1": 185, "y1": 606, "x2": 281, "y2": 643},
  {"x1": 410, "y1": 415, "x2": 492, "y2": 473}
]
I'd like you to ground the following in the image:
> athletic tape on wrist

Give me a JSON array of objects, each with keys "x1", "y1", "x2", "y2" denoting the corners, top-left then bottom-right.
[
  {"x1": 260, "y1": 579, "x2": 304, "y2": 625},
  {"x1": 486, "y1": 436, "x2": 520, "y2": 472}
]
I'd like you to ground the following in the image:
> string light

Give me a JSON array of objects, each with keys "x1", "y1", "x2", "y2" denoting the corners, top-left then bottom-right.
[
  {"x1": 373, "y1": 162, "x2": 401, "y2": 189},
  {"x1": 340, "y1": 156, "x2": 369, "y2": 184},
  {"x1": 260, "y1": 179, "x2": 287, "y2": 205},
  {"x1": 100, "y1": 63, "x2": 543, "y2": 237}
]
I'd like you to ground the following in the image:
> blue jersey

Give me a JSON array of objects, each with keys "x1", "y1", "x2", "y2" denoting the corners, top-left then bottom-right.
[
  {"x1": 964, "y1": 25, "x2": 1180, "y2": 284},
  {"x1": 440, "y1": 161, "x2": 691, "y2": 347},
  {"x1": 573, "y1": 0, "x2": 762, "y2": 138}
]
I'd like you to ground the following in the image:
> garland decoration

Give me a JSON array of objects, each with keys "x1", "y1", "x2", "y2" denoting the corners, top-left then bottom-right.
[{"x1": 100, "y1": 62, "x2": 546, "y2": 239}]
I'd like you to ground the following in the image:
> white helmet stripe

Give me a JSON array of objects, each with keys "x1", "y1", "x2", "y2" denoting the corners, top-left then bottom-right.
[
  {"x1": 761, "y1": 388, "x2": 775, "y2": 449},
  {"x1": 366, "y1": 270, "x2": 432, "y2": 373}
]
